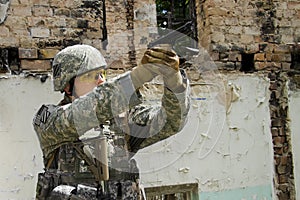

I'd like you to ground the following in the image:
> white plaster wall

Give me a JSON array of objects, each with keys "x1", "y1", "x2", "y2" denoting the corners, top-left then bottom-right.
[
  {"x1": 135, "y1": 74, "x2": 275, "y2": 198},
  {"x1": 0, "y1": 74, "x2": 276, "y2": 199},
  {"x1": 0, "y1": 75, "x2": 62, "y2": 199},
  {"x1": 289, "y1": 88, "x2": 300, "y2": 200}
]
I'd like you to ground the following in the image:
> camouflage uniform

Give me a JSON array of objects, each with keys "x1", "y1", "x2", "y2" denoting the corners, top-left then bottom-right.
[{"x1": 33, "y1": 46, "x2": 190, "y2": 199}]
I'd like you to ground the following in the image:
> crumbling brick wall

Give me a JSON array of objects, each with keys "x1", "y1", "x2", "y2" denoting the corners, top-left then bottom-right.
[
  {"x1": 0, "y1": 0, "x2": 156, "y2": 73},
  {"x1": 104, "y1": 0, "x2": 156, "y2": 69},
  {"x1": 269, "y1": 71, "x2": 296, "y2": 200},
  {"x1": 195, "y1": 0, "x2": 298, "y2": 72},
  {"x1": 195, "y1": 0, "x2": 300, "y2": 199},
  {"x1": 0, "y1": 0, "x2": 299, "y2": 199},
  {"x1": 0, "y1": 0, "x2": 105, "y2": 73}
]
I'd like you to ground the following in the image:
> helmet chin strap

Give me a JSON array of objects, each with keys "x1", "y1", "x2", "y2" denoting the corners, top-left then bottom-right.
[
  {"x1": 63, "y1": 83, "x2": 79, "y2": 102},
  {"x1": 71, "y1": 85, "x2": 80, "y2": 100}
]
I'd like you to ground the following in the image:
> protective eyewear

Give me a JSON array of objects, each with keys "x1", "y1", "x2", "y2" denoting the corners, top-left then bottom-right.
[{"x1": 78, "y1": 69, "x2": 106, "y2": 82}]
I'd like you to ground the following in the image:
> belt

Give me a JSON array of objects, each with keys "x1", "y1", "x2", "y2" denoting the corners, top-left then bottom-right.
[
  {"x1": 57, "y1": 168, "x2": 139, "y2": 184},
  {"x1": 109, "y1": 168, "x2": 139, "y2": 181}
]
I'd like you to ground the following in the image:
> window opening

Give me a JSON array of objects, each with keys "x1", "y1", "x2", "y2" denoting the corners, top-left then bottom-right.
[
  {"x1": 240, "y1": 53, "x2": 255, "y2": 72},
  {"x1": 156, "y1": 0, "x2": 196, "y2": 30},
  {"x1": 291, "y1": 44, "x2": 300, "y2": 70},
  {"x1": 0, "y1": 48, "x2": 20, "y2": 74},
  {"x1": 155, "y1": 0, "x2": 198, "y2": 59},
  {"x1": 145, "y1": 183, "x2": 199, "y2": 200}
]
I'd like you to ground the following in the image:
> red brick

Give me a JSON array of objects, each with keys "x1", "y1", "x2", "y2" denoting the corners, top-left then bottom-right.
[
  {"x1": 271, "y1": 54, "x2": 281, "y2": 62},
  {"x1": 273, "y1": 45, "x2": 291, "y2": 54},
  {"x1": 283, "y1": 145, "x2": 289, "y2": 153},
  {"x1": 210, "y1": 52, "x2": 219, "y2": 61},
  {"x1": 274, "y1": 156, "x2": 281, "y2": 165},
  {"x1": 282, "y1": 63, "x2": 291, "y2": 71},
  {"x1": 272, "y1": 118, "x2": 283, "y2": 127},
  {"x1": 39, "y1": 49, "x2": 59, "y2": 59},
  {"x1": 21, "y1": 59, "x2": 51, "y2": 71},
  {"x1": 30, "y1": 27, "x2": 50, "y2": 38},
  {"x1": 255, "y1": 62, "x2": 267, "y2": 70},
  {"x1": 288, "y1": 1, "x2": 300, "y2": 10},
  {"x1": 266, "y1": 53, "x2": 272, "y2": 61},
  {"x1": 278, "y1": 164, "x2": 287, "y2": 174},
  {"x1": 271, "y1": 54, "x2": 290, "y2": 63},
  {"x1": 254, "y1": 53, "x2": 265, "y2": 61},
  {"x1": 228, "y1": 52, "x2": 241, "y2": 61},
  {"x1": 281, "y1": 156, "x2": 288, "y2": 165},
  {"x1": 278, "y1": 127, "x2": 286, "y2": 136},
  {"x1": 278, "y1": 184, "x2": 289, "y2": 192},
  {"x1": 0, "y1": 26, "x2": 10, "y2": 37},
  {"x1": 18, "y1": 48, "x2": 38, "y2": 59},
  {"x1": 269, "y1": 82, "x2": 278, "y2": 90},
  {"x1": 32, "y1": 6, "x2": 53, "y2": 17},
  {"x1": 274, "y1": 147, "x2": 283, "y2": 155},
  {"x1": 271, "y1": 127, "x2": 278, "y2": 136},
  {"x1": 11, "y1": 6, "x2": 32, "y2": 16},
  {"x1": 273, "y1": 136, "x2": 285, "y2": 147},
  {"x1": 279, "y1": 175, "x2": 288, "y2": 183},
  {"x1": 32, "y1": 0, "x2": 49, "y2": 6}
]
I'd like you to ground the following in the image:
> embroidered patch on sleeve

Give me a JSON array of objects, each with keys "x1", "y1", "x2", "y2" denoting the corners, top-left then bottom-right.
[
  {"x1": 53, "y1": 63, "x2": 61, "y2": 78},
  {"x1": 34, "y1": 105, "x2": 51, "y2": 126}
]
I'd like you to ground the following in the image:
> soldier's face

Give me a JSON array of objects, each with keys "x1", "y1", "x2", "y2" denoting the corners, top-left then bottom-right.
[{"x1": 73, "y1": 69, "x2": 106, "y2": 97}]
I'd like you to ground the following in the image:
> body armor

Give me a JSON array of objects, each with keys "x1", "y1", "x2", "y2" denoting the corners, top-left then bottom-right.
[
  {"x1": 36, "y1": 124, "x2": 140, "y2": 200},
  {"x1": 33, "y1": 45, "x2": 190, "y2": 199}
]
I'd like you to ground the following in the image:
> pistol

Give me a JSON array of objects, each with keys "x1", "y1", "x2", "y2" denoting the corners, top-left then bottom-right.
[{"x1": 148, "y1": 21, "x2": 199, "y2": 64}]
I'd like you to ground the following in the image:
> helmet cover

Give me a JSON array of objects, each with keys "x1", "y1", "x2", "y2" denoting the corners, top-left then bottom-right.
[{"x1": 52, "y1": 44, "x2": 107, "y2": 91}]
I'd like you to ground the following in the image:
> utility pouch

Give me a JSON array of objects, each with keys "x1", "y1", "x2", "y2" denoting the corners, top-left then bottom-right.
[{"x1": 36, "y1": 171, "x2": 61, "y2": 200}]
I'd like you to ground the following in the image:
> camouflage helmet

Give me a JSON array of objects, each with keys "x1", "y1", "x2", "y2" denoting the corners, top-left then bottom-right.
[{"x1": 52, "y1": 44, "x2": 107, "y2": 91}]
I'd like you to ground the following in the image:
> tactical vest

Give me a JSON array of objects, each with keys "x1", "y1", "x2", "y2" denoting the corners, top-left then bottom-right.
[{"x1": 36, "y1": 124, "x2": 140, "y2": 199}]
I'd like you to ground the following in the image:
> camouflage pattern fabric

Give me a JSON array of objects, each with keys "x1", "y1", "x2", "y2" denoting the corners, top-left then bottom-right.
[
  {"x1": 107, "y1": 180, "x2": 139, "y2": 199},
  {"x1": 52, "y1": 44, "x2": 107, "y2": 91},
  {"x1": 33, "y1": 72, "x2": 138, "y2": 161},
  {"x1": 128, "y1": 80, "x2": 189, "y2": 151},
  {"x1": 33, "y1": 71, "x2": 189, "y2": 161},
  {"x1": 33, "y1": 70, "x2": 189, "y2": 199},
  {"x1": 44, "y1": 180, "x2": 139, "y2": 200}
]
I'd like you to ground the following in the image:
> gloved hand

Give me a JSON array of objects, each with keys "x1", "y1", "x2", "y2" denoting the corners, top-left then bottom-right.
[
  {"x1": 130, "y1": 53, "x2": 159, "y2": 89},
  {"x1": 141, "y1": 47, "x2": 179, "y2": 72},
  {"x1": 142, "y1": 47, "x2": 183, "y2": 92}
]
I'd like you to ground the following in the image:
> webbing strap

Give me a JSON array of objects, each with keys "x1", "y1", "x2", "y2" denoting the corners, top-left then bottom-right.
[
  {"x1": 71, "y1": 142, "x2": 106, "y2": 182},
  {"x1": 45, "y1": 148, "x2": 59, "y2": 169}
]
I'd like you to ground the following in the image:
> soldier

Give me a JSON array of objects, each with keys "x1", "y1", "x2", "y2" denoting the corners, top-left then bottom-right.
[{"x1": 33, "y1": 44, "x2": 190, "y2": 199}]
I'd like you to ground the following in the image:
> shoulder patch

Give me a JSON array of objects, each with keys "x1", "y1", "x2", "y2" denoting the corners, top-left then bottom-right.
[{"x1": 34, "y1": 105, "x2": 51, "y2": 126}]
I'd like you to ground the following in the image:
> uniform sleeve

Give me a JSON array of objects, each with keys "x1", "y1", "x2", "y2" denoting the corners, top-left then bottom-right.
[
  {"x1": 33, "y1": 72, "x2": 141, "y2": 160},
  {"x1": 128, "y1": 71, "x2": 190, "y2": 152}
]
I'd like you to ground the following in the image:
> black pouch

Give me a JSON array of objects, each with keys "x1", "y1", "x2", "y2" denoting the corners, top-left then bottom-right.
[{"x1": 36, "y1": 171, "x2": 61, "y2": 200}]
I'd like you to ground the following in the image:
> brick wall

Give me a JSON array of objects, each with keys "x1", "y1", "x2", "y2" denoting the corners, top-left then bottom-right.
[
  {"x1": 0, "y1": 0, "x2": 156, "y2": 73},
  {"x1": 194, "y1": 0, "x2": 300, "y2": 199},
  {"x1": 104, "y1": 0, "x2": 156, "y2": 69},
  {"x1": 269, "y1": 72, "x2": 296, "y2": 200},
  {"x1": 196, "y1": 0, "x2": 300, "y2": 73},
  {"x1": 0, "y1": 0, "x2": 104, "y2": 73},
  {"x1": 0, "y1": 0, "x2": 299, "y2": 199}
]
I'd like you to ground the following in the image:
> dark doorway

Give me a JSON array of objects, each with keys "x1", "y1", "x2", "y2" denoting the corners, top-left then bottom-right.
[
  {"x1": 156, "y1": 0, "x2": 197, "y2": 31},
  {"x1": 156, "y1": 0, "x2": 197, "y2": 39},
  {"x1": 241, "y1": 53, "x2": 255, "y2": 72},
  {"x1": 155, "y1": 0, "x2": 198, "y2": 58}
]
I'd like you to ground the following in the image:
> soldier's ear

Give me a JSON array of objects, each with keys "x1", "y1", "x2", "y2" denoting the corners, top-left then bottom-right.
[{"x1": 64, "y1": 83, "x2": 72, "y2": 95}]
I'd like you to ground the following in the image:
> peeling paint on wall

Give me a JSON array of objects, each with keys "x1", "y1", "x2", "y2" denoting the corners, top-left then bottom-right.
[
  {"x1": 289, "y1": 89, "x2": 300, "y2": 200},
  {"x1": 0, "y1": 76, "x2": 62, "y2": 199},
  {"x1": 135, "y1": 74, "x2": 274, "y2": 198},
  {"x1": 0, "y1": 70, "x2": 279, "y2": 199}
]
